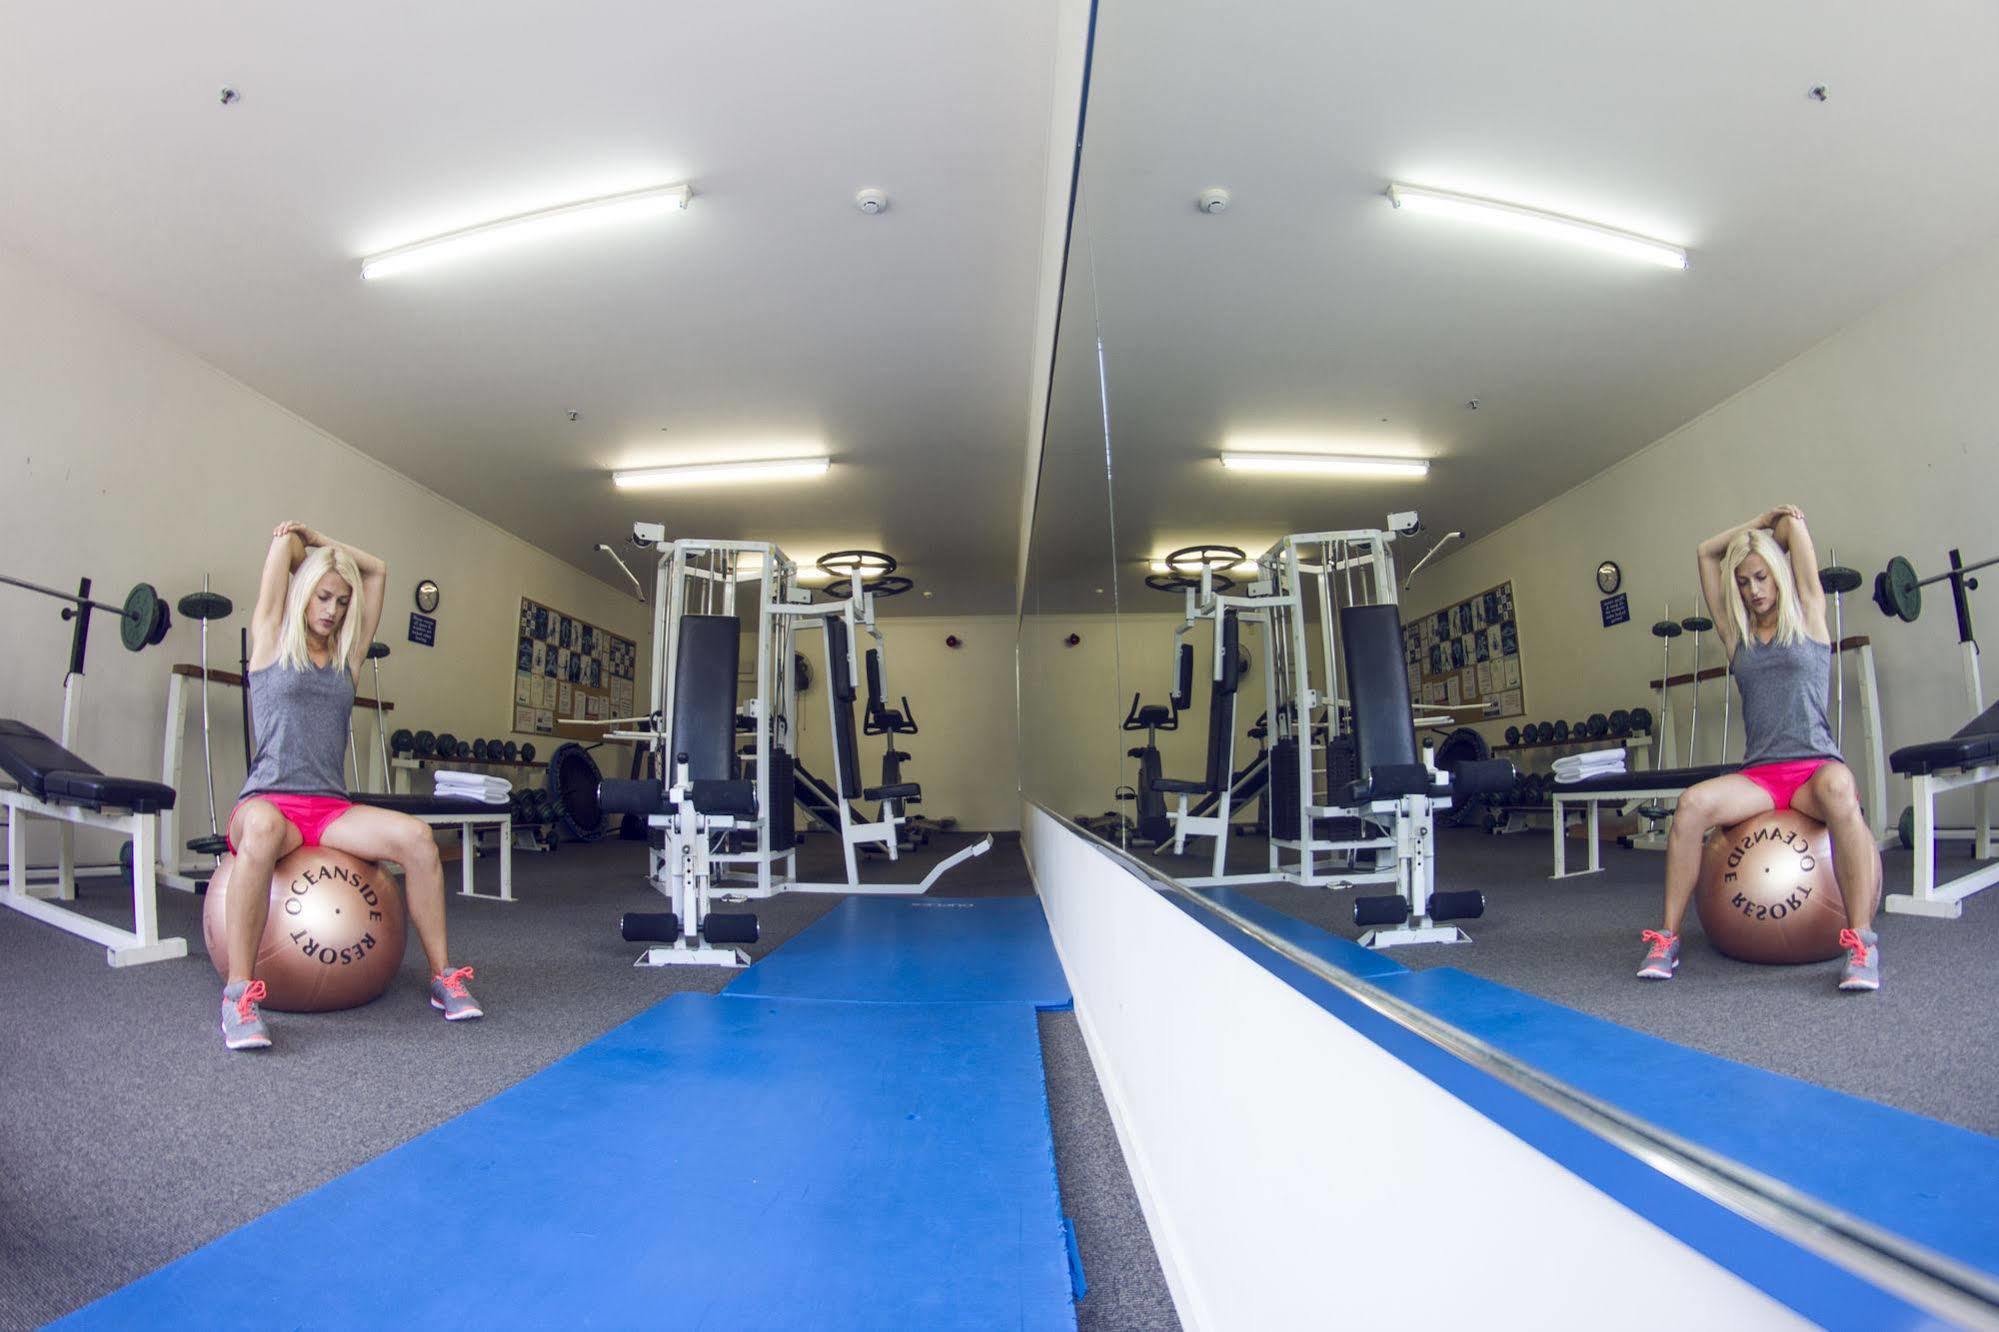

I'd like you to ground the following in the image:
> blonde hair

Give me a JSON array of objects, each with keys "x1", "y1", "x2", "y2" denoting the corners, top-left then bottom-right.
[
  {"x1": 277, "y1": 545, "x2": 363, "y2": 673},
  {"x1": 1722, "y1": 528, "x2": 1805, "y2": 648}
]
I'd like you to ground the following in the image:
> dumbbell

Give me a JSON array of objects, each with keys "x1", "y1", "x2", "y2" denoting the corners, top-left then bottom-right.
[
  {"x1": 1535, "y1": 722, "x2": 1554, "y2": 744},
  {"x1": 390, "y1": 728, "x2": 415, "y2": 756},
  {"x1": 1630, "y1": 706, "x2": 1653, "y2": 735},
  {"x1": 1504, "y1": 725, "x2": 1521, "y2": 746},
  {"x1": 473, "y1": 739, "x2": 489, "y2": 760},
  {"x1": 503, "y1": 740, "x2": 519, "y2": 762},
  {"x1": 435, "y1": 733, "x2": 458, "y2": 761},
  {"x1": 1552, "y1": 720, "x2": 1570, "y2": 742},
  {"x1": 1608, "y1": 710, "x2": 1632, "y2": 738},
  {"x1": 520, "y1": 742, "x2": 537, "y2": 764},
  {"x1": 1586, "y1": 713, "x2": 1609, "y2": 740},
  {"x1": 414, "y1": 730, "x2": 437, "y2": 757}
]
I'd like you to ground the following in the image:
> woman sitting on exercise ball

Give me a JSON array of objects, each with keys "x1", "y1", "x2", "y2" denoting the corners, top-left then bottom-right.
[
  {"x1": 220, "y1": 521, "x2": 482, "y2": 1050},
  {"x1": 1636, "y1": 504, "x2": 1881, "y2": 991}
]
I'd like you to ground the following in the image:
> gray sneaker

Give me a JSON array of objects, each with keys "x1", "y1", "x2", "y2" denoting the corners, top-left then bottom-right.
[
  {"x1": 430, "y1": 966, "x2": 484, "y2": 1020},
  {"x1": 221, "y1": 980, "x2": 272, "y2": 1050},
  {"x1": 1838, "y1": 929, "x2": 1881, "y2": 992},
  {"x1": 1636, "y1": 930, "x2": 1681, "y2": 980}
]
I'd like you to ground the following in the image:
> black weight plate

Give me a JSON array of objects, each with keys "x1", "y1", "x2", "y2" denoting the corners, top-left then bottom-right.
[
  {"x1": 1630, "y1": 707, "x2": 1653, "y2": 733},
  {"x1": 414, "y1": 730, "x2": 436, "y2": 757},
  {"x1": 473, "y1": 739, "x2": 488, "y2": 760},
  {"x1": 176, "y1": 591, "x2": 234, "y2": 620},
  {"x1": 1882, "y1": 556, "x2": 1922, "y2": 622},
  {"x1": 435, "y1": 733, "x2": 457, "y2": 760},
  {"x1": 1504, "y1": 725, "x2": 1521, "y2": 746},
  {"x1": 1680, "y1": 617, "x2": 1713, "y2": 633},
  {"x1": 1553, "y1": 720, "x2": 1570, "y2": 742},
  {"x1": 390, "y1": 728, "x2": 415, "y2": 755},
  {"x1": 121, "y1": 583, "x2": 159, "y2": 652},
  {"x1": 504, "y1": 741, "x2": 519, "y2": 761},
  {"x1": 520, "y1": 743, "x2": 536, "y2": 764},
  {"x1": 1650, "y1": 620, "x2": 1682, "y2": 638},
  {"x1": 1586, "y1": 713, "x2": 1609, "y2": 739},
  {"x1": 1609, "y1": 709, "x2": 1631, "y2": 737},
  {"x1": 546, "y1": 743, "x2": 609, "y2": 842},
  {"x1": 455, "y1": 740, "x2": 471, "y2": 759},
  {"x1": 146, "y1": 597, "x2": 173, "y2": 646},
  {"x1": 1819, "y1": 565, "x2": 1862, "y2": 595},
  {"x1": 1898, "y1": 805, "x2": 1915, "y2": 851}
]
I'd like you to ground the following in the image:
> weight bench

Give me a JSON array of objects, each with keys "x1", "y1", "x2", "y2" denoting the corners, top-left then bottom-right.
[
  {"x1": 0, "y1": 718, "x2": 187, "y2": 966},
  {"x1": 1548, "y1": 763, "x2": 1741, "y2": 880},
  {"x1": 1157, "y1": 612, "x2": 1244, "y2": 872},
  {"x1": 348, "y1": 791, "x2": 517, "y2": 903},
  {"x1": 1884, "y1": 700, "x2": 1999, "y2": 918},
  {"x1": 1326, "y1": 605, "x2": 1514, "y2": 948}
]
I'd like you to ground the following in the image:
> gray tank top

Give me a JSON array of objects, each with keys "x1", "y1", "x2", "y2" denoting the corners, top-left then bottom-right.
[
  {"x1": 1732, "y1": 633, "x2": 1839, "y2": 767},
  {"x1": 240, "y1": 658, "x2": 354, "y2": 800}
]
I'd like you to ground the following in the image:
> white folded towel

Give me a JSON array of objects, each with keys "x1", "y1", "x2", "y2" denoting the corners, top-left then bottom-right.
[
  {"x1": 1553, "y1": 747, "x2": 1627, "y2": 783},
  {"x1": 434, "y1": 771, "x2": 513, "y2": 804}
]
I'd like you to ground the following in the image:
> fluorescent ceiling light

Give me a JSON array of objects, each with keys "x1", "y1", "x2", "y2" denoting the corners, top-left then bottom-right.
[
  {"x1": 361, "y1": 182, "x2": 692, "y2": 280},
  {"x1": 1386, "y1": 183, "x2": 1687, "y2": 270},
  {"x1": 1220, "y1": 453, "x2": 1429, "y2": 479},
  {"x1": 611, "y1": 458, "x2": 830, "y2": 489}
]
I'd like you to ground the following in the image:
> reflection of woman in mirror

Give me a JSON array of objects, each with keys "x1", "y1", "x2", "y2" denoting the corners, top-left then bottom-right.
[{"x1": 1636, "y1": 505, "x2": 1881, "y2": 991}]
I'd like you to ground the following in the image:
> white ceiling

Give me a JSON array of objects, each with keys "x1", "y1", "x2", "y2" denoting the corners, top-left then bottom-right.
[
  {"x1": 0, "y1": 1, "x2": 1064, "y2": 614},
  {"x1": 1031, "y1": 0, "x2": 1999, "y2": 609}
]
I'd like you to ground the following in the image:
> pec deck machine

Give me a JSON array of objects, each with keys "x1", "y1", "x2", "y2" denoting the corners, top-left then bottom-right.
[
  {"x1": 1132, "y1": 515, "x2": 1513, "y2": 948},
  {"x1": 598, "y1": 531, "x2": 990, "y2": 968}
]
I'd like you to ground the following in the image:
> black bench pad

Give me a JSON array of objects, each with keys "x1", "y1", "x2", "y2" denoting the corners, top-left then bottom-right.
[
  {"x1": 1552, "y1": 763, "x2": 1740, "y2": 794},
  {"x1": 1890, "y1": 737, "x2": 1999, "y2": 778},
  {"x1": 349, "y1": 792, "x2": 505, "y2": 816},
  {"x1": 864, "y1": 782, "x2": 921, "y2": 802},
  {"x1": 0, "y1": 719, "x2": 177, "y2": 813}
]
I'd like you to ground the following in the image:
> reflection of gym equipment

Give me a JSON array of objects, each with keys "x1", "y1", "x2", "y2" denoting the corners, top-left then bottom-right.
[
  {"x1": 1118, "y1": 653, "x2": 1186, "y2": 847},
  {"x1": 0, "y1": 570, "x2": 184, "y2": 964},
  {"x1": 1876, "y1": 545, "x2": 1999, "y2": 918},
  {"x1": 604, "y1": 536, "x2": 990, "y2": 935},
  {"x1": 202, "y1": 846, "x2": 408, "y2": 1010}
]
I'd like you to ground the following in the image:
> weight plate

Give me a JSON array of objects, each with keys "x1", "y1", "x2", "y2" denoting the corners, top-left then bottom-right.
[
  {"x1": 390, "y1": 728, "x2": 414, "y2": 755},
  {"x1": 473, "y1": 739, "x2": 488, "y2": 760},
  {"x1": 456, "y1": 740, "x2": 471, "y2": 759},
  {"x1": 547, "y1": 743, "x2": 609, "y2": 842},
  {"x1": 435, "y1": 733, "x2": 457, "y2": 760},
  {"x1": 413, "y1": 730, "x2": 436, "y2": 757},
  {"x1": 147, "y1": 597, "x2": 173, "y2": 646},
  {"x1": 1818, "y1": 565, "x2": 1862, "y2": 596},
  {"x1": 1553, "y1": 720, "x2": 1570, "y2": 742},
  {"x1": 1586, "y1": 713, "x2": 1609, "y2": 739},
  {"x1": 1650, "y1": 620, "x2": 1683, "y2": 638},
  {"x1": 503, "y1": 740, "x2": 519, "y2": 761},
  {"x1": 176, "y1": 591, "x2": 234, "y2": 620},
  {"x1": 1504, "y1": 725, "x2": 1521, "y2": 746},
  {"x1": 1630, "y1": 707, "x2": 1653, "y2": 734},
  {"x1": 121, "y1": 583, "x2": 160, "y2": 652},
  {"x1": 520, "y1": 743, "x2": 536, "y2": 763},
  {"x1": 1608, "y1": 709, "x2": 1632, "y2": 737},
  {"x1": 1882, "y1": 556, "x2": 1922, "y2": 622}
]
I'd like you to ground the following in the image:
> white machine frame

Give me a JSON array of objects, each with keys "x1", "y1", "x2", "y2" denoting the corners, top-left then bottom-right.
[{"x1": 613, "y1": 535, "x2": 990, "y2": 966}]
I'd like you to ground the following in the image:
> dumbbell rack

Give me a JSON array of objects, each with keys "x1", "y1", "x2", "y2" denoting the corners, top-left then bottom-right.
[
  {"x1": 390, "y1": 754, "x2": 559, "y2": 853},
  {"x1": 1485, "y1": 732, "x2": 1655, "y2": 837}
]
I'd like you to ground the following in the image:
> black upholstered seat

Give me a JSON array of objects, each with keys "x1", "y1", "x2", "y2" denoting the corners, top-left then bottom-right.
[{"x1": 0, "y1": 718, "x2": 177, "y2": 813}]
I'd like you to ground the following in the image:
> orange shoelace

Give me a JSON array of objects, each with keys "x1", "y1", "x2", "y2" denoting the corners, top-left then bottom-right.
[
  {"x1": 1839, "y1": 929, "x2": 1870, "y2": 965},
  {"x1": 1641, "y1": 929, "x2": 1675, "y2": 958},
  {"x1": 235, "y1": 980, "x2": 268, "y2": 1021},
  {"x1": 436, "y1": 966, "x2": 475, "y2": 997}
]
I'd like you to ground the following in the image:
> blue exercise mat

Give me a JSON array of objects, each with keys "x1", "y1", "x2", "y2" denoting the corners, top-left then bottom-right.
[
  {"x1": 725, "y1": 896, "x2": 1073, "y2": 1008},
  {"x1": 59, "y1": 994, "x2": 1076, "y2": 1331},
  {"x1": 1373, "y1": 966, "x2": 1999, "y2": 1280}
]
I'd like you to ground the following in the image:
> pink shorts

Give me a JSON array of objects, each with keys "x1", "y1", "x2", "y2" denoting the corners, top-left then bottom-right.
[
  {"x1": 1740, "y1": 759, "x2": 1829, "y2": 812},
  {"x1": 227, "y1": 794, "x2": 354, "y2": 853}
]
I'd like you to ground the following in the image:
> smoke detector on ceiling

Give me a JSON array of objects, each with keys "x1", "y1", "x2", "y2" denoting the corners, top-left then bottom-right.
[
  {"x1": 855, "y1": 189, "x2": 889, "y2": 215},
  {"x1": 1197, "y1": 188, "x2": 1230, "y2": 215}
]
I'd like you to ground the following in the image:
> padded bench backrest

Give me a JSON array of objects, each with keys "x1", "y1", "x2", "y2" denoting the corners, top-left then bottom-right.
[
  {"x1": 1196, "y1": 613, "x2": 1242, "y2": 792},
  {"x1": 0, "y1": 718, "x2": 99, "y2": 800},
  {"x1": 668, "y1": 616, "x2": 740, "y2": 784},
  {"x1": 1340, "y1": 604, "x2": 1419, "y2": 779},
  {"x1": 827, "y1": 617, "x2": 864, "y2": 800}
]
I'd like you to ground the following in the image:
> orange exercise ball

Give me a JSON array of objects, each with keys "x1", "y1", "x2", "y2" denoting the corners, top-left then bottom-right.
[
  {"x1": 1695, "y1": 810, "x2": 1853, "y2": 963},
  {"x1": 203, "y1": 847, "x2": 407, "y2": 1012}
]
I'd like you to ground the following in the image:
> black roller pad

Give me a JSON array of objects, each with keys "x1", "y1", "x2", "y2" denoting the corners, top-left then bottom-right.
[{"x1": 621, "y1": 911, "x2": 681, "y2": 943}]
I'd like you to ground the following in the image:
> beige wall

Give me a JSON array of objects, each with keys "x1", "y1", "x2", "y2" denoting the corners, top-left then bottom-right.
[
  {"x1": 0, "y1": 240, "x2": 647, "y2": 861},
  {"x1": 777, "y1": 613, "x2": 1021, "y2": 832},
  {"x1": 1406, "y1": 228, "x2": 1999, "y2": 814}
]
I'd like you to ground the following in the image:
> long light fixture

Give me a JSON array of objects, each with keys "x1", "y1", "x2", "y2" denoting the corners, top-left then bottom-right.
[
  {"x1": 611, "y1": 458, "x2": 830, "y2": 489},
  {"x1": 1386, "y1": 183, "x2": 1688, "y2": 270},
  {"x1": 360, "y1": 182, "x2": 692, "y2": 280},
  {"x1": 1220, "y1": 453, "x2": 1429, "y2": 479}
]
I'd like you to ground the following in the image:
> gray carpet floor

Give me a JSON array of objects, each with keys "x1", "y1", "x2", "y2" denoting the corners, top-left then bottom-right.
[
  {"x1": 1148, "y1": 823, "x2": 1999, "y2": 1137},
  {"x1": 0, "y1": 830, "x2": 1175, "y2": 1331}
]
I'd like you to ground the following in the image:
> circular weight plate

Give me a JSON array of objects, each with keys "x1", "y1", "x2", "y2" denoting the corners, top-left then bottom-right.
[
  {"x1": 176, "y1": 591, "x2": 234, "y2": 620},
  {"x1": 413, "y1": 730, "x2": 436, "y2": 757},
  {"x1": 1818, "y1": 565, "x2": 1862, "y2": 595},
  {"x1": 146, "y1": 597, "x2": 173, "y2": 645},
  {"x1": 1504, "y1": 726, "x2": 1521, "y2": 746},
  {"x1": 1586, "y1": 713, "x2": 1609, "y2": 739},
  {"x1": 1609, "y1": 709, "x2": 1631, "y2": 736},
  {"x1": 1883, "y1": 556, "x2": 1922, "y2": 622},
  {"x1": 1680, "y1": 617, "x2": 1714, "y2": 633},
  {"x1": 546, "y1": 743, "x2": 608, "y2": 842},
  {"x1": 121, "y1": 583, "x2": 160, "y2": 652},
  {"x1": 1630, "y1": 707, "x2": 1653, "y2": 733},
  {"x1": 390, "y1": 728, "x2": 414, "y2": 755},
  {"x1": 1650, "y1": 620, "x2": 1683, "y2": 638},
  {"x1": 520, "y1": 743, "x2": 536, "y2": 764}
]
